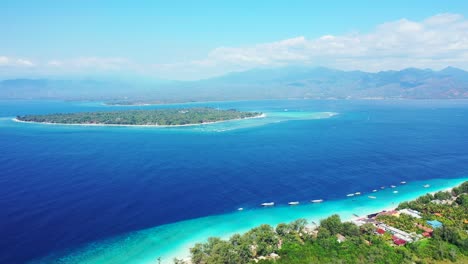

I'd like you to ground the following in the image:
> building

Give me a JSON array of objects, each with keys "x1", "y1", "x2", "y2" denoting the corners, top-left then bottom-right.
[
  {"x1": 399, "y1": 208, "x2": 422, "y2": 219},
  {"x1": 377, "y1": 223, "x2": 414, "y2": 242},
  {"x1": 336, "y1": 234, "x2": 347, "y2": 243},
  {"x1": 422, "y1": 232, "x2": 432, "y2": 238},
  {"x1": 367, "y1": 212, "x2": 379, "y2": 219},
  {"x1": 427, "y1": 220, "x2": 442, "y2": 229},
  {"x1": 378, "y1": 210, "x2": 400, "y2": 217},
  {"x1": 376, "y1": 228, "x2": 386, "y2": 235},
  {"x1": 392, "y1": 236, "x2": 407, "y2": 246},
  {"x1": 417, "y1": 224, "x2": 433, "y2": 233},
  {"x1": 431, "y1": 199, "x2": 451, "y2": 205}
]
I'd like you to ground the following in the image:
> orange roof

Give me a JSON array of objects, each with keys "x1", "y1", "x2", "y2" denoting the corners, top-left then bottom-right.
[{"x1": 434, "y1": 213, "x2": 442, "y2": 217}]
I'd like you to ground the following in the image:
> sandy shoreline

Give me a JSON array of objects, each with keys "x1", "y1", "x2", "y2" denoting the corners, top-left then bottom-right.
[
  {"x1": 170, "y1": 180, "x2": 466, "y2": 262},
  {"x1": 12, "y1": 113, "x2": 267, "y2": 128}
]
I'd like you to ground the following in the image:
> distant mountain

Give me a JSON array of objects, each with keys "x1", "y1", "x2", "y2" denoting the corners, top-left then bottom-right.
[
  {"x1": 1, "y1": 67, "x2": 468, "y2": 102},
  {"x1": 0, "y1": 79, "x2": 160, "y2": 101}
]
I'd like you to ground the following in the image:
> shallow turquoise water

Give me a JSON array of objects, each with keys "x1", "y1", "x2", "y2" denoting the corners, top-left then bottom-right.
[{"x1": 40, "y1": 178, "x2": 466, "y2": 264}]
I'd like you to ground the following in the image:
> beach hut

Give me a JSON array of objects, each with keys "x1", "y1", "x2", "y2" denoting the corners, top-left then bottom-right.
[{"x1": 426, "y1": 220, "x2": 442, "y2": 229}]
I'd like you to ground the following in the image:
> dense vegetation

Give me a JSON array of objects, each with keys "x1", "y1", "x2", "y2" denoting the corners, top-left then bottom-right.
[
  {"x1": 16, "y1": 107, "x2": 262, "y2": 126},
  {"x1": 174, "y1": 181, "x2": 468, "y2": 264}
]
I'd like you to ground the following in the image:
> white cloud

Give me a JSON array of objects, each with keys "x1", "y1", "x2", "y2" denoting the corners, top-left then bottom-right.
[
  {"x1": 0, "y1": 56, "x2": 35, "y2": 67},
  {"x1": 153, "y1": 13, "x2": 468, "y2": 79},
  {"x1": 2, "y1": 13, "x2": 468, "y2": 80}
]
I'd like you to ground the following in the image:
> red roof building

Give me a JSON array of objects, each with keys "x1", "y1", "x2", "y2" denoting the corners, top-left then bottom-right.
[
  {"x1": 417, "y1": 224, "x2": 433, "y2": 233},
  {"x1": 376, "y1": 228, "x2": 386, "y2": 235},
  {"x1": 392, "y1": 236, "x2": 407, "y2": 246},
  {"x1": 422, "y1": 232, "x2": 432, "y2": 237}
]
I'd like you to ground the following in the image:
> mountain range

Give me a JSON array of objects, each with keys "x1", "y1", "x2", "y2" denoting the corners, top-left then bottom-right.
[{"x1": 1, "y1": 67, "x2": 468, "y2": 103}]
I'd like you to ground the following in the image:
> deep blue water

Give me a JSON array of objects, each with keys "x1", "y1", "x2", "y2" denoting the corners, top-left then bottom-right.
[{"x1": 1, "y1": 99, "x2": 468, "y2": 263}]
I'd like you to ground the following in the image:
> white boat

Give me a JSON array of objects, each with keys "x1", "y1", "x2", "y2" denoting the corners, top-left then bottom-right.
[
  {"x1": 237, "y1": 208, "x2": 244, "y2": 211},
  {"x1": 390, "y1": 185, "x2": 396, "y2": 188},
  {"x1": 288, "y1": 201, "x2": 300, "y2": 205},
  {"x1": 368, "y1": 196, "x2": 377, "y2": 199},
  {"x1": 311, "y1": 199, "x2": 324, "y2": 203},
  {"x1": 393, "y1": 191, "x2": 399, "y2": 194},
  {"x1": 372, "y1": 189, "x2": 378, "y2": 193},
  {"x1": 261, "y1": 202, "x2": 275, "y2": 207},
  {"x1": 380, "y1": 186, "x2": 385, "y2": 189},
  {"x1": 400, "y1": 181, "x2": 407, "y2": 184},
  {"x1": 347, "y1": 193, "x2": 355, "y2": 197},
  {"x1": 355, "y1": 192, "x2": 361, "y2": 195},
  {"x1": 423, "y1": 184, "x2": 430, "y2": 188}
]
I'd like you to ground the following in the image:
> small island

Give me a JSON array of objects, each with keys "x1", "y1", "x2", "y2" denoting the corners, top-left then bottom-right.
[{"x1": 16, "y1": 107, "x2": 264, "y2": 126}]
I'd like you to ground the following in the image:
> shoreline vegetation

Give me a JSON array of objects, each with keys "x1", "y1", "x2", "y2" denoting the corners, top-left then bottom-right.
[
  {"x1": 174, "y1": 181, "x2": 468, "y2": 264},
  {"x1": 14, "y1": 107, "x2": 265, "y2": 127}
]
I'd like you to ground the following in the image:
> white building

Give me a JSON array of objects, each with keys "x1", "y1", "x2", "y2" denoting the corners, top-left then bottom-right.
[{"x1": 399, "y1": 208, "x2": 422, "y2": 219}]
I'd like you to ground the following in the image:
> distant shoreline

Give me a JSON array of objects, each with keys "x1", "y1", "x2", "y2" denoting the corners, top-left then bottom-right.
[{"x1": 12, "y1": 113, "x2": 267, "y2": 128}]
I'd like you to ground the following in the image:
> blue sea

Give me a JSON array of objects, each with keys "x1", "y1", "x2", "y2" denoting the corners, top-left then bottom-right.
[{"x1": 1, "y1": 99, "x2": 468, "y2": 264}]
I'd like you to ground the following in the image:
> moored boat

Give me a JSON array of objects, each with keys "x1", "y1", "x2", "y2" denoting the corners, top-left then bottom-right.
[
  {"x1": 311, "y1": 199, "x2": 324, "y2": 203},
  {"x1": 347, "y1": 193, "x2": 355, "y2": 197},
  {"x1": 237, "y1": 207, "x2": 244, "y2": 211},
  {"x1": 368, "y1": 196, "x2": 377, "y2": 199},
  {"x1": 400, "y1": 181, "x2": 406, "y2": 184},
  {"x1": 355, "y1": 192, "x2": 361, "y2": 195},
  {"x1": 390, "y1": 185, "x2": 396, "y2": 188},
  {"x1": 423, "y1": 184, "x2": 430, "y2": 188},
  {"x1": 372, "y1": 189, "x2": 378, "y2": 192},
  {"x1": 288, "y1": 201, "x2": 300, "y2": 205},
  {"x1": 393, "y1": 190, "x2": 399, "y2": 194},
  {"x1": 261, "y1": 202, "x2": 275, "y2": 207}
]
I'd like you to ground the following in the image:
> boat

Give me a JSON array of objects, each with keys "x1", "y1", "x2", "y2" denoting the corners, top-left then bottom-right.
[
  {"x1": 372, "y1": 189, "x2": 378, "y2": 192},
  {"x1": 423, "y1": 184, "x2": 430, "y2": 188},
  {"x1": 368, "y1": 196, "x2": 377, "y2": 199},
  {"x1": 355, "y1": 192, "x2": 361, "y2": 195},
  {"x1": 353, "y1": 214, "x2": 360, "y2": 217},
  {"x1": 380, "y1": 186, "x2": 385, "y2": 189},
  {"x1": 261, "y1": 202, "x2": 275, "y2": 207},
  {"x1": 393, "y1": 191, "x2": 399, "y2": 194},
  {"x1": 347, "y1": 193, "x2": 355, "y2": 197},
  {"x1": 288, "y1": 201, "x2": 300, "y2": 205},
  {"x1": 400, "y1": 181, "x2": 407, "y2": 184},
  {"x1": 311, "y1": 199, "x2": 324, "y2": 203},
  {"x1": 237, "y1": 208, "x2": 244, "y2": 211},
  {"x1": 390, "y1": 185, "x2": 396, "y2": 188}
]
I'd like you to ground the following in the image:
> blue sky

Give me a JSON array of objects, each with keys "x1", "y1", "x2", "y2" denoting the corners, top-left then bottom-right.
[{"x1": 1, "y1": 0, "x2": 468, "y2": 80}]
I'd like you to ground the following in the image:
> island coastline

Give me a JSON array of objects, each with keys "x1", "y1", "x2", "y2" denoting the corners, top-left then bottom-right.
[{"x1": 12, "y1": 113, "x2": 267, "y2": 128}]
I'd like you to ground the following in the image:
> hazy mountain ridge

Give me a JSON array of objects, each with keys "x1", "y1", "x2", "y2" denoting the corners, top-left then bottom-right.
[{"x1": 1, "y1": 67, "x2": 468, "y2": 102}]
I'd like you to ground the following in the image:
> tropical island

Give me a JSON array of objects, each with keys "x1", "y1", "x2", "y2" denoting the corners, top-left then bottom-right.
[
  {"x1": 15, "y1": 107, "x2": 264, "y2": 126},
  {"x1": 174, "y1": 181, "x2": 468, "y2": 264}
]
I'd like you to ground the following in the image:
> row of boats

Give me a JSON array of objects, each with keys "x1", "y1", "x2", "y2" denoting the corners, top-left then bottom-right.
[
  {"x1": 260, "y1": 199, "x2": 324, "y2": 207},
  {"x1": 240, "y1": 181, "x2": 432, "y2": 211},
  {"x1": 345, "y1": 181, "x2": 408, "y2": 198}
]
